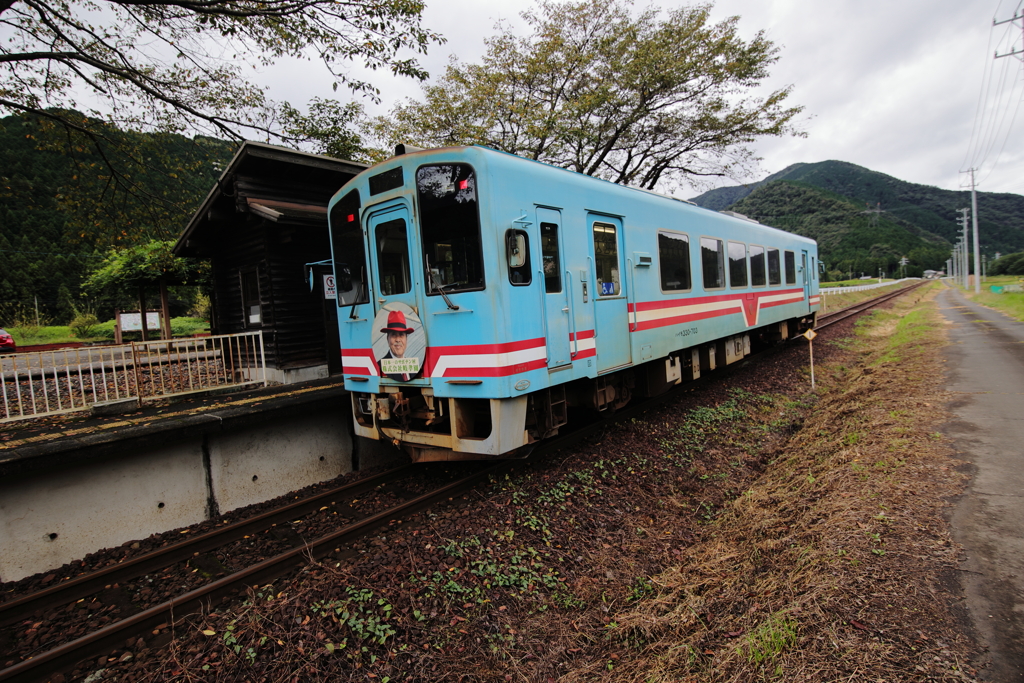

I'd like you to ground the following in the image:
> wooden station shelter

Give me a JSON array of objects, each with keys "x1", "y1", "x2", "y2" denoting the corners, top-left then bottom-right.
[{"x1": 174, "y1": 141, "x2": 366, "y2": 383}]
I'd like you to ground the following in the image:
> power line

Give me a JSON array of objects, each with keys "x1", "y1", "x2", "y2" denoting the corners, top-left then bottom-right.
[
  {"x1": 976, "y1": 58, "x2": 1022, "y2": 168},
  {"x1": 961, "y1": 3, "x2": 1024, "y2": 190},
  {"x1": 979, "y1": 85, "x2": 1024, "y2": 185},
  {"x1": 962, "y1": 11, "x2": 1003, "y2": 170}
]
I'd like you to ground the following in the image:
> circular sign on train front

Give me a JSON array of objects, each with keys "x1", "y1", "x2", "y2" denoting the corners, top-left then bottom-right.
[{"x1": 371, "y1": 302, "x2": 426, "y2": 381}]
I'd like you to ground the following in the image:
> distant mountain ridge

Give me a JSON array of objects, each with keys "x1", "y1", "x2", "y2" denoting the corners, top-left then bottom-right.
[
  {"x1": 689, "y1": 160, "x2": 1024, "y2": 257},
  {"x1": 689, "y1": 162, "x2": 809, "y2": 211},
  {"x1": 724, "y1": 180, "x2": 952, "y2": 276}
]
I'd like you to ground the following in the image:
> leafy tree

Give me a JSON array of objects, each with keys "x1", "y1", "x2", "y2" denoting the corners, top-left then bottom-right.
[
  {"x1": 83, "y1": 237, "x2": 206, "y2": 318},
  {"x1": 83, "y1": 239, "x2": 207, "y2": 295},
  {"x1": 0, "y1": 0, "x2": 443, "y2": 216},
  {"x1": 372, "y1": 0, "x2": 802, "y2": 190},
  {"x1": 34, "y1": 112, "x2": 235, "y2": 245},
  {"x1": 990, "y1": 252, "x2": 1024, "y2": 276},
  {"x1": 280, "y1": 98, "x2": 369, "y2": 162}
]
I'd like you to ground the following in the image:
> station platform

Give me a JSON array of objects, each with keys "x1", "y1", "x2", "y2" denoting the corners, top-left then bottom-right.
[
  {"x1": 0, "y1": 378, "x2": 399, "y2": 583},
  {"x1": 1, "y1": 377, "x2": 348, "y2": 476}
]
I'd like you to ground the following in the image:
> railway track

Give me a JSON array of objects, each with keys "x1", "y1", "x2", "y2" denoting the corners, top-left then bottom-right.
[
  {"x1": 817, "y1": 280, "x2": 927, "y2": 329},
  {"x1": 0, "y1": 462, "x2": 513, "y2": 683},
  {"x1": 0, "y1": 280, "x2": 925, "y2": 683}
]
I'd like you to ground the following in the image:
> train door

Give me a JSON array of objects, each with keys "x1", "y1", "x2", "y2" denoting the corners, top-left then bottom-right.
[
  {"x1": 537, "y1": 207, "x2": 572, "y2": 368},
  {"x1": 801, "y1": 249, "x2": 811, "y2": 312},
  {"x1": 366, "y1": 202, "x2": 423, "y2": 326},
  {"x1": 589, "y1": 214, "x2": 631, "y2": 372}
]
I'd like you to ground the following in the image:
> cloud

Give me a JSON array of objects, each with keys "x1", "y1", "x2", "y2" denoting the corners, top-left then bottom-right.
[
  {"x1": 258, "y1": 0, "x2": 1024, "y2": 196},
  {"x1": 706, "y1": 0, "x2": 1022, "y2": 194}
]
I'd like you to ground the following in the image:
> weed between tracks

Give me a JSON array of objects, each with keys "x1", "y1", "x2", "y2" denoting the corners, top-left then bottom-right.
[{"x1": 105, "y1": 286, "x2": 975, "y2": 682}]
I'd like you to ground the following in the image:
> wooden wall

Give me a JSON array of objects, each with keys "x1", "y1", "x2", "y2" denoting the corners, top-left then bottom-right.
[{"x1": 210, "y1": 215, "x2": 337, "y2": 373}]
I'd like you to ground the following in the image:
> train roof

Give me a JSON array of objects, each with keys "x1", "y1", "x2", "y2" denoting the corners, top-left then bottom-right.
[{"x1": 353, "y1": 145, "x2": 817, "y2": 247}]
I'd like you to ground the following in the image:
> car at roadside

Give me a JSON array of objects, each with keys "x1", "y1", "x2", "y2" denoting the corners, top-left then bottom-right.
[{"x1": 0, "y1": 328, "x2": 16, "y2": 353}]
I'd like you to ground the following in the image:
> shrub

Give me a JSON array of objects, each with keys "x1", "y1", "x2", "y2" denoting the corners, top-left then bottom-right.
[
  {"x1": 69, "y1": 313, "x2": 100, "y2": 338},
  {"x1": 189, "y1": 292, "x2": 211, "y2": 319}
]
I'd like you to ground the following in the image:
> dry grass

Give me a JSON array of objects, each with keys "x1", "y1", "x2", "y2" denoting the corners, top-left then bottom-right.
[{"x1": 582, "y1": 287, "x2": 978, "y2": 682}]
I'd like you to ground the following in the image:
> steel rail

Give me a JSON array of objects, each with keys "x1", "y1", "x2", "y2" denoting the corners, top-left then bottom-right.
[
  {"x1": 0, "y1": 465, "x2": 415, "y2": 629},
  {"x1": 0, "y1": 461, "x2": 512, "y2": 683},
  {"x1": 817, "y1": 281, "x2": 926, "y2": 330}
]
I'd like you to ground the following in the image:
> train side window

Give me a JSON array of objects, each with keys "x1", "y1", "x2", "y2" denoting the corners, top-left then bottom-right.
[
  {"x1": 506, "y1": 229, "x2": 532, "y2": 286},
  {"x1": 376, "y1": 218, "x2": 411, "y2": 295},
  {"x1": 784, "y1": 250, "x2": 797, "y2": 284},
  {"x1": 593, "y1": 222, "x2": 620, "y2": 296},
  {"x1": 750, "y1": 245, "x2": 766, "y2": 286},
  {"x1": 658, "y1": 231, "x2": 691, "y2": 291},
  {"x1": 540, "y1": 222, "x2": 562, "y2": 293},
  {"x1": 416, "y1": 164, "x2": 485, "y2": 294},
  {"x1": 728, "y1": 241, "x2": 748, "y2": 288},
  {"x1": 767, "y1": 248, "x2": 781, "y2": 285},
  {"x1": 700, "y1": 237, "x2": 725, "y2": 290},
  {"x1": 329, "y1": 189, "x2": 370, "y2": 308}
]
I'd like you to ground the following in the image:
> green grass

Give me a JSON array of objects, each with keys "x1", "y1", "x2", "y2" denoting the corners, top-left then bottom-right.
[
  {"x1": 958, "y1": 276, "x2": 1024, "y2": 322},
  {"x1": 874, "y1": 307, "x2": 933, "y2": 364},
  {"x1": 743, "y1": 613, "x2": 798, "y2": 665},
  {"x1": 7, "y1": 317, "x2": 210, "y2": 346}
]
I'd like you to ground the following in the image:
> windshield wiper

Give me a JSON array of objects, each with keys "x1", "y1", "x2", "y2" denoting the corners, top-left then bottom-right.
[
  {"x1": 349, "y1": 266, "x2": 365, "y2": 319},
  {"x1": 425, "y1": 256, "x2": 460, "y2": 311}
]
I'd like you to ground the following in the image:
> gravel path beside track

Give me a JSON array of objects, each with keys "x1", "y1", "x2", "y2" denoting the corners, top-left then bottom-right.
[{"x1": 940, "y1": 284, "x2": 1024, "y2": 682}]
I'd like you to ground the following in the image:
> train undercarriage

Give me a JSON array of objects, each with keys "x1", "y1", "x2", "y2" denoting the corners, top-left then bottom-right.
[{"x1": 351, "y1": 315, "x2": 815, "y2": 463}]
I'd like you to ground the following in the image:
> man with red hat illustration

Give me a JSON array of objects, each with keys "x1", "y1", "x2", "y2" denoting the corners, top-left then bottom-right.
[{"x1": 378, "y1": 310, "x2": 419, "y2": 381}]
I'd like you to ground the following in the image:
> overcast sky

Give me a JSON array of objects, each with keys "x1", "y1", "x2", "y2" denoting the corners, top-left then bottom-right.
[{"x1": 260, "y1": 0, "x2": 1024, "y2": 198}]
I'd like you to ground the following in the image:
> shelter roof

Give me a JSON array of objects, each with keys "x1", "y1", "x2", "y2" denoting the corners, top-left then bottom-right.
[{"x1": 174, "y1": 141, "x2": 366, "y2": 258}]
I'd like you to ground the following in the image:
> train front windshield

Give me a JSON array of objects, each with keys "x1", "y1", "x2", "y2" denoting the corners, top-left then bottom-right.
[
  {"x1": 416, "y1": 164, "x2": 485, "y2": 294},
  {"x1": 330, "y1": 190, "x2": 369, "y2": 308}
]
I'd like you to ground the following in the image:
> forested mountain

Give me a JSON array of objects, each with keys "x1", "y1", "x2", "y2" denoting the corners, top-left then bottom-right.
[
  {"x1": 690, "y1": 161, "x2": 1024, "y2": 277},
  {"x1": 726, "y1": 181, "x2": 951, "y2": 278},
  {"x1": 0, "y1": 114, "x2": 234, "y2": 325}
]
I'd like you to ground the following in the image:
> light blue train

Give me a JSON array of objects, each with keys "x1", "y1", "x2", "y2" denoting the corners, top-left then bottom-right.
[{"x1": 328, "y1": 145, "x2": 819, "y2": 462}]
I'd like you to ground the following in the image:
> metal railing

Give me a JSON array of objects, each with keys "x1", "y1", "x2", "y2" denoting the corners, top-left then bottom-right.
[
  {"x1": 0, "y1": 331, "x2": 267, "y2": 424},
  {"x1": 820, "y1": 278, "x2": 917, "y2": 295}
]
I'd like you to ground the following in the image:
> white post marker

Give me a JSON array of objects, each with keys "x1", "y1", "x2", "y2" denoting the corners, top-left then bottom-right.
[{"x1": 804, "y1": 328, "x2": 818, "y2": 388}]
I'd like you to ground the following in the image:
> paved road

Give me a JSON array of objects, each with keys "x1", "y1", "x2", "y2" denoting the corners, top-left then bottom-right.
[{"x1": 938, "y1": 285, "x2": 1024, "y2": 681}]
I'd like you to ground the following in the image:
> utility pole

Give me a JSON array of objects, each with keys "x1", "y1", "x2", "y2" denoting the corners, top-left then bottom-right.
[
  {"x1": 956, "y1": 209, "x2": 970, "y2": 289},
  {"x1": 963, "y1": 168, "x2": 982, "y2": 293},
  {"x1": 994, "y1": 10, "x2": 1024, "y2": 61}
]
